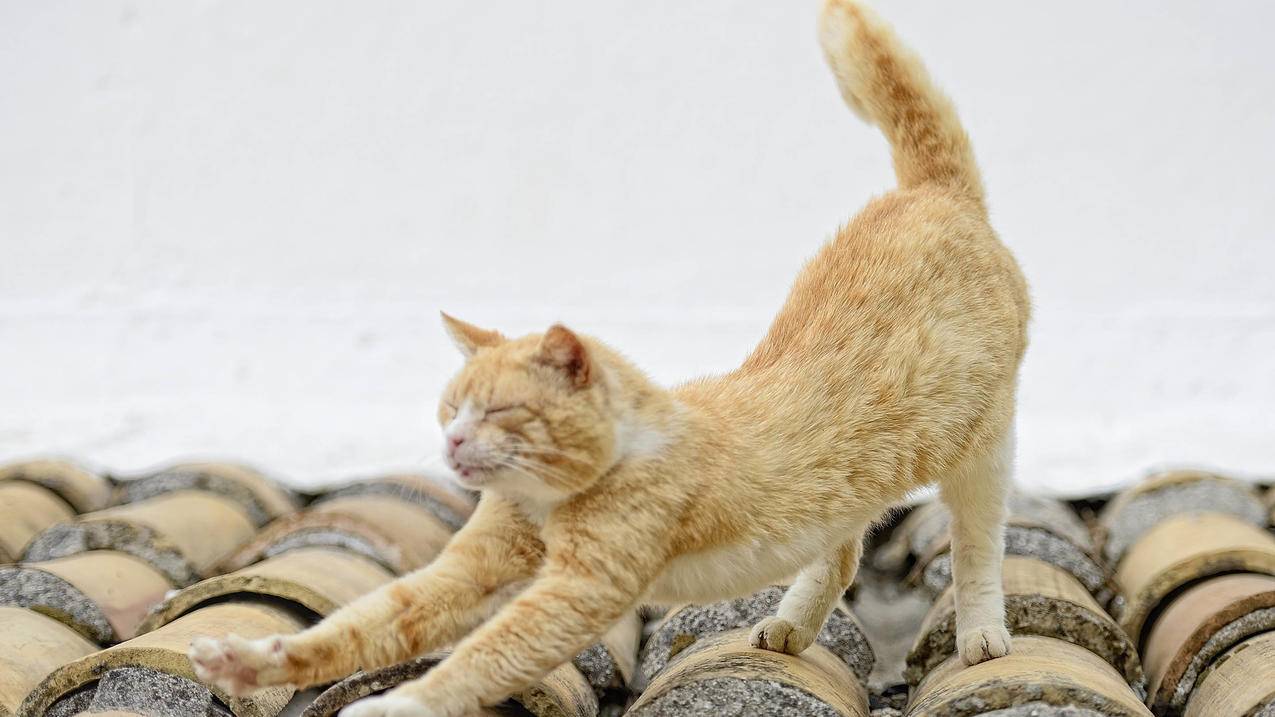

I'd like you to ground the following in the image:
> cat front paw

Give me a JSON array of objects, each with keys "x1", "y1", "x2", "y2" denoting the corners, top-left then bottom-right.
[
  {"x1": 188, "y1": 633, "x2": 290, "y2": 696},
  {"x1": 957, "y1": 625, "x2": 1012, "y2": 665},
  {"x1": 748, "y1": 616, "x2": 815, "y2": 655}
]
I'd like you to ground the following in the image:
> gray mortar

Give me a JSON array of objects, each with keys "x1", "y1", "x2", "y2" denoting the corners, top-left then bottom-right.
[
  {"x1": 910, "y1": 494, "x2": 1093, "y2": 558},
  {"x1": 0, "y1": 565, "x2": 113, "y2": 643},
  {"x1": 23, "y1": 519, "x2": 201, "y2": 586},
  {"x1": 259, "y1": 528, "x2": 401, "y2": 574},
  {"x1": 1102, "y1": 480, "x2": 1267, "y2": 565},
  {"x1": 92, "y1": 667, "x2": 231, "y2": 717},
  {"x1": 45, "y1": 685, "x2": 94, "y2": 717},
  {"x1": 319, "y1": 480, "x2": 468, "y2": 531},
  {"x1": 1169, "y1": 606, "x2": 1275, "y2": 712},
  {"x1": 638, "y1": 586, "x2": 874, "y2": 684},
  {"x1": 922, "y1": 527, "x2": 1112, "y2": 606},
  {"x1": 974, "y1": 703, "x2": 1108, "y2": 717},
  {"x1": 572, "y1": 642, "x2": 620, "y2": 695},
  {"x1": 118, "y1": 469, "x2": 294, "y2": 527},
  {"x1": 44, "y1": 669, "x2": 233, "y2": 717},
  {"x1": 630, "y1": 677, "x2": 843, "y2": 717}
]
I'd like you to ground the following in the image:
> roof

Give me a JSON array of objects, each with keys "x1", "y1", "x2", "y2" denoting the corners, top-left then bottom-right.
[{"x1": 1, "y1": 460, "x2": 1273, "y2": 716}]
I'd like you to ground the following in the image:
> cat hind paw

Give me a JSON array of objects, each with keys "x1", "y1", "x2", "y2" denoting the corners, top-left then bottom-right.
[{"x1": 957, "y1": 625, "x2": 1012, "y2": 665}]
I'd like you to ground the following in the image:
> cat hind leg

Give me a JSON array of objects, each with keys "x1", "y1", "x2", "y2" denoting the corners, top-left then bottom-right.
[{"x1": 939, "y1": 428, "x2": 1014, "y2": 665}]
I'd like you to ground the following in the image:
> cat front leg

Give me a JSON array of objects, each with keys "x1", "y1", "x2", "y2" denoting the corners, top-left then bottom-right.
[
  {"x1": 340, "y1": 517, "x2": 660, "y2": 717},
  {"x1": 190, "y1": 495, "x2": 543, "y2": 694},
  {"x1": 750, "y1": 534, "x2": 863, "y2": 655}
]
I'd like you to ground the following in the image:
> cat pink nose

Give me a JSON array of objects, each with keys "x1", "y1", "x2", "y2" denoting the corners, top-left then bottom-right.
[{"x1": 449, "y1": 436, "x2": 465, "y2": 449}]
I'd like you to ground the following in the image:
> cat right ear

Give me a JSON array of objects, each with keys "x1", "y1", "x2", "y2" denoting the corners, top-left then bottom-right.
[{"x1": 440, "y1": 312, "x2": 504, "y2": 359}]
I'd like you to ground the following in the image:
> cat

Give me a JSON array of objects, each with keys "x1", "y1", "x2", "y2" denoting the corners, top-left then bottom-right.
[{"x1": 189, "y1": 1, "x2": 1029, "y2": 714}]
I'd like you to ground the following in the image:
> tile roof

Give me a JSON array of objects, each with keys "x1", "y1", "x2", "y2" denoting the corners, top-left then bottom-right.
[{"x1": 0, "y1": 459, "x2": 1272, "y2": 716}]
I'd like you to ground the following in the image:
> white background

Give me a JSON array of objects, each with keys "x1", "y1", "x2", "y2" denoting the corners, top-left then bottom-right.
[{"x1": 2, "y1": 1, "x2": 1272, "y2": 493}]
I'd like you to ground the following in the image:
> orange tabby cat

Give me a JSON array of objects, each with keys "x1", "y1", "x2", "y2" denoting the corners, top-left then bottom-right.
[{"x1": 190, "y1": 1, "x2": 1029, "y2": 714}]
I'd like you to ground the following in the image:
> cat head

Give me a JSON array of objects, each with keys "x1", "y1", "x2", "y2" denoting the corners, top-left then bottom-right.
[{"x1": 437, "y1": 313, "x2": 640, "y2": 505}]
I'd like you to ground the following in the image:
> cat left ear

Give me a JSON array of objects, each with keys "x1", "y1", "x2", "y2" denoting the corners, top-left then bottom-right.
[
  {"x1": 536, "y1": 324, "x2": 592, "y2": 388},
  {"x1": 441, "y1": 312, "x2": 505, "y2": 359}
]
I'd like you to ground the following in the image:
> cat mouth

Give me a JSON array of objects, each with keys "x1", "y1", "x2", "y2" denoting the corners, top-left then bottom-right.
[{"x1": 450, "y1": 461, "x2": 498, "y2": 486}]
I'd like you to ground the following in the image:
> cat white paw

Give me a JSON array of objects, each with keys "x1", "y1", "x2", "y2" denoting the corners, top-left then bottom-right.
[
  {"x1": 339, "y1": 695, "x2": 434, "y2": 717},
  {"x1": 188, "y1": 633, "x2": 289, "y2": 696},
  {"x1": 957, "y1": 625, "x2": 1012, "y2": 665},
  {"x1": 749, "y1": 616, "x2": 815, "y2": 655}
]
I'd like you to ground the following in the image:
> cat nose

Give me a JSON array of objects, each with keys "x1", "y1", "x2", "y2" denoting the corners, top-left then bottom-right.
[{"x1": 449, "y1": 436, "x2": 465, "y2": 449}]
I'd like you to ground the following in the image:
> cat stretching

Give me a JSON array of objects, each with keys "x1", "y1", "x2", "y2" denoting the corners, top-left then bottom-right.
[{"x1": 189, "y1": 1, "x2": 1029, "y2": 714}]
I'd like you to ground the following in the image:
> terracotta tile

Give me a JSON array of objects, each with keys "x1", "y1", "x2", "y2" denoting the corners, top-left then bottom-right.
[
  {"x1": 907, "y1": 635, "x2": 1151, "y2": 716},
  {"x1": 1116, "y1": 512, "x2": 1275, "y2": 648},
  {"x1": 138, "y1": 547, "x2": 393, "y2": 633},
  {"x1": 315, "y1": 474, "x2": 474, "y2": 532},
  {"x1": 909, "y1": 516, "x2": 1117, "y2": 612},
  {"x1": 1097, "y1": 469, "x2": 1267, "y2": 567},
  {"x1": 301, "y1": 654, "x2": 596, "y2": 717},
  {"x1": 115, "y1": 462, "x2": 300, "y2": 527},
  {"x1": 1183, "y1": 630, "x2": 1275, "y2": 717},
  {"x1": 1144, "y1": 572, "x2": 1275, "y2": 714},
  {"x1": 904, "y1": 556, "x2": 1143, "y2": 697},
  {"x1": 0, "y1": 481, "x2": 75, "y2": 564},
  {"x1": 22, "y1": 602, "x2": 304, "y2": 717},
  {"x1": 221, "y1": 494, "x2": 455, "y2": 576},
  {"x1": 0, "y1": 460, "x2": 112, "y2": 514},
  {"x1": 0, "y1": 607, "x2": 96, "y2": 717},
  {"x1": 628, "y1": 628, "x2": 869, "y2": 717},
  {"x1": 639, "y1": 585, "x2": 873, "y2": 686},
  {"x1": 25, "y1": 490, "x2": 258, "y2": 586},
  {"x1": 0, "y1": 550, "x2": 173, "y2": 643}
]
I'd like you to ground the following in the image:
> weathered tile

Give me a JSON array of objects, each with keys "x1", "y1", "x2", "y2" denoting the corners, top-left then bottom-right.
[
  {"x1": 25, "y1": 490, "x2": 257, "y2": 586},
  {"x1": 315, "y1": 474, "x2": 474, "y2": 532},
  {"x1": 21, "y1": 602, "x2": 303, "y2": 717},
  {"x1": 904, "y1": 556, "x2": 1143, "y2": 697},
  {"x1": 906, "y1": 635, "x2": 1151, "y2": 717},
  {"x1": 0, "y1": 460, "x2": 112, "y2": 514},
  {"x1": 221, "y1": 494, "x2": 455, "y2": 576},
  {"x1": 628, "y1": 628, "x2": 869, "y2": 717},
  {"x1": 1098, "y1": 469, "x2": 1267, "y2": 567},
  {"x1": 0, "y1": 481, "x2": 75, "y2": 565},
  {"x1": 1116, "y1": 512, "x2": 1275, "y2": 647},
  {"x1": 301, "y1": 655, "x2": 597, "y2": 717},
  {"x1": 639, "y1": 585, "x2": 873, "y2": 685},
  {"x1": 1184, "y1": 630, "x2": 1275, "y2": 717},
  {"x1": 138, "y1": 547, "x2": 393, "y2": 633},
  {"x1": 0, "y1": 607, "x2": 97, "y2": 717},
  {"x1": 0, "y1": 550, "x2": 173, "y2": 643},
  {"x1": 1144, "y1": 572, "x2": 1275, "y2": 714},
  {"x1": 115, "y1": 462, "x2": 299, "y2": 527}
]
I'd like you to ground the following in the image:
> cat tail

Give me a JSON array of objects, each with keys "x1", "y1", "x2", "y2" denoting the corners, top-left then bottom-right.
[{"x1": 818, "y1": 0, "x2": 984, "y2": 206}]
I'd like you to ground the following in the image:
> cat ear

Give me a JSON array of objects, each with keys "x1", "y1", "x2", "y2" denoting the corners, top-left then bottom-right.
[
  {"x1": 536, "y1": 324, "x2": 592, "y2": 388},
  {"x1": 440, "y1": 312, "x2": 504, "y2": 359}
]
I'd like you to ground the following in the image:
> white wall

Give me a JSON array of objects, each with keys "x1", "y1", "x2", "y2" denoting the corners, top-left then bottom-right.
[{"x1": 2, "y1": 1, "x2": 1272, "y2": 493}]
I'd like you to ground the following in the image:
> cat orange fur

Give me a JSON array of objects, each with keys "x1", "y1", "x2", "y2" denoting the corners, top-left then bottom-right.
[{"x1": 190, "y1": 1, "x2": 1029, "y2": 714}]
